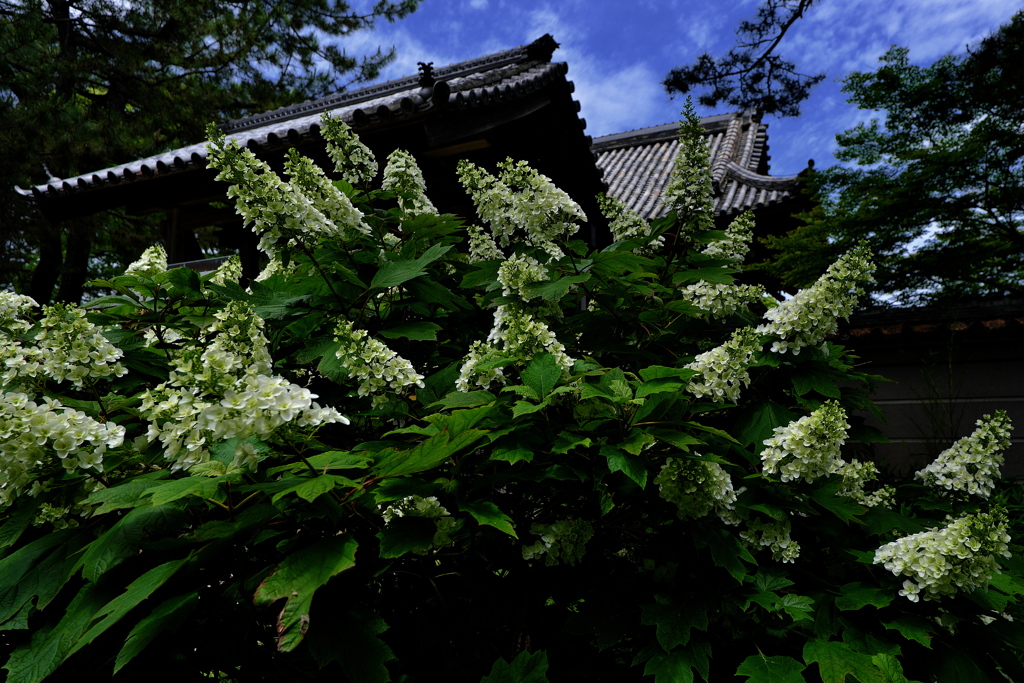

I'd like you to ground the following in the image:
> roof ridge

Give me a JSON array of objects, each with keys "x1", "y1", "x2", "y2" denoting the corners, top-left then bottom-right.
[{"x1": 224, "y1": 35, "x2": 559, "y2": 133}]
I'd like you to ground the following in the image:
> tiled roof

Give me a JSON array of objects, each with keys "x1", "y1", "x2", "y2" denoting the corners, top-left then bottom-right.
[
  {"x1": 16, "y1": 36, "x2": 568, "y2": 202},
  {"x1": 592, "y1": 112, "x2": 801, "y2": 219}
]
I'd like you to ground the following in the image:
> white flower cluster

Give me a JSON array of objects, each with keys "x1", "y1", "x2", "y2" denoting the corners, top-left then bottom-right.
[
  {"x1": 522, "y1": 519, "x2": 594, "y2": 566},
  {"x1": 497, "y1": 254, "x2": 548, "y2": 300},
  {"x1": 703, "y1": 212, "x2": 754, "y2": 264},
  {"x1": 915, "y1": 411, "x2": 1012, "y2": 499},
  {"x1": 834, "y1": 459, "x2": 895, "y2": 508},
  {"x1": 284, "y1": 149, "x2": 372, "y2": 240},
  {"x1": 873, "y1": 509, "x2": 1012, "y2": 602},
  {"x1": 141, "y1": 301, "x2": 347, "y2": 471},
  {"x1": 455, "y1": 340, "x2": 505, "y2": 392},
  {"x1": 757, "y1": 245, "x2": 875, "y2": 355},
  {"x1": 5, "y1": 303, "x2": 127, "y2": 389},
  {"x1": 663, "y1": 103, "x2": 714, "y2": 235},
  {"x1": 1, "y1": 291, "x2": 38, "y2": 385},
  {"x1": 457, "y1": 159, "x2": 585, "y2": 257},
  {"x1": 682, "y1": 281, "x2": 767, "y2": 320},
  {"x1": 208, "y1": 136, "x2": 355, "y2": 256},
  {"x1": 319, "y1": 114, "x2": 378, "y2": 186},
  {"x1": 382, "y1": 495, "x2": 458, "y2": 552},
  {"x1": 597, "y1": 193, "x2": 663, "y2": 251},
  {"x1": 334, "y1": 320, "x2": 425, "y2": 407},
  {"x1": 489, "y1": 305, "x2": 572, "y2": 371},
  {"x1": 685, "y1": 327, "x2": 761, "y2": 403},
  {"x1": 382, "y1": 149, "x2": 437, "y2": 216},
  {"x1": 761, "y1": 401, "x2": 850, "y2": 483},
  {"x1": 655, "y1": 456, "x2": 737, "y2": 520},
  {"x1": 466, "y1": 225, "x2": 503, "y2": 263},
  {"x1": 739, "y1": 516, "x2": 800, "y2": 563},
  {"x1": 1, "y1": 392, "x2": 125, "y2": 505},
  {"x1": 208, "y1": 255, "x2": 243, "y2": 286},
  {"x1": 124, "y1": 245, "x2": 167, "y2": 277}
]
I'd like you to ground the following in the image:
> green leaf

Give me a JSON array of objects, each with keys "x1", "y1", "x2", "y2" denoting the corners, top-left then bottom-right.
[
  {"x1": 114, "y1": 591, "x2": 198, "y2": 674},
  {"x1": 810, "y1": 481, "x2": 864, "y2": 524},
  {"x1": 0, "y1": 532, "x2": 84, "y2": 628},
  {"x1": 459, "y1": 500, "x2": 517, "y2": 538},
  {"x1": 66, "y1": 557, "x2": 190, "y2": 660},
  {"x1": 835, "y1": 582, "x2": 894, "y2": 611},
  {"x1": 76, "y1": 505, "x2": 186, "y2": 582},
  {"x1": 644, "y1": 642, "x2": 711, "y2": 683},
  {"x1": 145, "y1": 476, "x2": 223, "y2": 506},
  {"x1": 552, "y1": 431, "x2": 592, "y2": 454},
  {"x1": 86, "y1": 478, "x2": 165, "y2": 514},
  {"x1": 698, "y1": 527, "x2": 757, "y2": 583},
  {"x1": 522, "y1": 352, "x2": 562, "y2": 399},
  {"x1": 376, "y1": 516, "x2": 437, "y2": 558},
  {"x1": 271, "y1": 474, "x2": 357, "y2": 504},
  {"x1": 737, "y1": 653, "x2": 808, "y2": 682},
  {"x1": 672, "y1": 266, "x2": 736, "y2": 285},
  {"x1": 253, "y1": 535, "x2": 359, "y2": 651},
  {"x1": 641, "y1": 596, "x2": 708, "y2": 650},
  {"x1": 513, "y1": 398, "x2": 551, "y2": 418},
  {"x1": 378, "y1": 321, "x2": 442, "y2": 341},
  {"x1": 871, "y1": 654, "x2": 917, "y2": 683},
  {"x1": 0, "y1": 501, "x2": 40, "y2": 551},
  {"x1": 481, "y1": 649, "x2": 550, "y2": 683},
  {"x1": 522, "y1": 273, "x2": 590, "y2": 301},
  {"x1": 736, "y1": 401, "x2": 798, "y2": 449},
  {"x1": 371, "y1": 243, "x2": 451, "y2": 289},
  {"x1": 430, "y1": 390, "x2": 496, "y2": 409},
  {"x1": 306, "y1": 609, "x2": 396, "y2": 683},
  {"x1": 601, "y1": 445, "x2": 648, "y2": 488},
  {"x1": 648, "y1": 428, "x2": 702, "y2": 451},
  {"x1": 374, "y1": 428, "x2": 488, "y2": 478},
  {"x1": 803, "y1": 639, "x2": 885, "y2": 683},
  {"x1": 491, "y1": 445, "x2": 534, "y2": 464},
  {"x1": 882, "y1": 616, "x2": 933, "y2": 648},
  {"x1": 792, "y1": 372, "x2": 841, "y2": 399}
]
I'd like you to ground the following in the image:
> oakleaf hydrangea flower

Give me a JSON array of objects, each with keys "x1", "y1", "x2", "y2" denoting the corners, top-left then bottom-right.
[
  {"x1": 382, "y1": 495, "x2": 458, "y2": 552},
  {"x1": 466, "y1": 225, "x2": 503, "y2": 263},
  {"x1": 757, "y1": 245, "x2": 874, "y2": 355},
  {"x1": 124, "y1": 245, "x2": 167, "y2": 277},
  {"x1": 208, "y1": 255, "x2": 242, "y2": 286},
  {"x1": 597, "y1": 193, "x2": 663, "y2": 251},
  {"x1": 874, "y1": 509, "x2": 1011, "y2": 602},
  {"x1": 703, "y1": 211, "x2": 754, "y2": 264},
  {"x1": 141, "y1": 301, "x2": 346, "y2": 471},
  {"x1": 655, "y1": 456, "x2": 737, "y2": 520},
  {"x1": 334, "y1": 320, "x2": 425, "y2": 407},
  {"x1": 498, "y1": 254, "x2": 548, "y2": 300},
  {"x1": 319, "y1": 114, "x2": 378, "y2": 186},
  {"x1": 685, "y1": 327, "x2": 761, "y2": 403},
  {"x1": 915, "y1": 411, "x2": 1012, "y2": 499},
  {"x1": 1, "y1": 391, "x2": 125, "y2": 505},
  {"x1": 284, "y1": 149, "x2": 371, "y2": 239},
  {"x1": 682, "y1": 281, "x2": 767, "y2": 320},
  {"x1": 740, "y1": 516, "x2": 800, "y2": 563},
  {"x1": 834, "y1": 459, "x2": 895, "y2": 508},
  {"x1": 455, "y1": 340, "x2": 506, "y2": 392},
  {"x1": 761, "y1": 401, "x2": 850, "y2": 483},
  {"x1": 663, "y1": 100, "x2": 714, "y2": 236},
  {"x1": 382, "y1": 149, "x2": 437, "y2": 216},
  {"x1": 522, "y1": 519, "x2": 594, "y2": 566}
]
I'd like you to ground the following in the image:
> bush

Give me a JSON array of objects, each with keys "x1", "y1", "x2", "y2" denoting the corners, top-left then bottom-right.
[{"x1": 0, "y1": 105, "x2": 1021, "y2": 683}]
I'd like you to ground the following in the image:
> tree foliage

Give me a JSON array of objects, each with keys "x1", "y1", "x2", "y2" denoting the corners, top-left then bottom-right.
[
  {"x1": 759, "y1": 11, "x2": 1024, "y2": 305},
  {"x1": 663, "y1": 0, "x2": 824, "y2": 117},
  {"x1": 0, "y1": 109, "x2": 1022, "y2": 682},
  {"x1": 0, "y1": 0, "x2": 420, "y2": 303}
]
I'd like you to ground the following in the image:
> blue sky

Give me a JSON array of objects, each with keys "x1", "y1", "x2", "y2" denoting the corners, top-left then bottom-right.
[{"x1": 346, "y1": 0, "x2": 1020, "y2": 177}]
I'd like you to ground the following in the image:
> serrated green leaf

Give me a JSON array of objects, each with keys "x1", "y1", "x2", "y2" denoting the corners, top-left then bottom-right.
[
  {"x1": 459, "y1": 500, "x2": 517, "y2": 538},
  {"x1": 376, "y1": 516, "x2": 437, "y2": 558},
  {"x1": 481, "y1": 649, "x2": 549, "y2": 683},
  {"x1": 672, "y1": 266, "x2": 736, "y2": 285},
  {"x1": 66, "y1": 557, "x2": 190, "y2": 660},
  {"x1": 306, "y1": 608, "x2": 396, "y2": 683},
  {"x1": 836, "y1": 582, "x2": 894, "y2": 611},
  {"x1": 648, "y1": 427, "x2": 703, "y2": 451},
  {"x1": 271, "y1": 474, "x2": 357, "y2": 504},
  {"x1": 491, "y1": 445, "x2": 534, "y2": 464},
  {"x1": 513, "y1": 399, "x2": 550, "y2": 418},
  {"x1": 374, "y1": 428, "x2": 488, "y2": 478},
  {"x1": 882, "y1": 616, "x2": 933, "y2": 648},
  {"x1": 114, "y1": 591, "x2": 198, "y2": 674},
  {"x1": 145, "y1": 476, "x2": 222, "y2": 506},
  {"x1": 0, "y1": 532, "x2": 83, "y2": 628},
  {"x1": 641, "y1": 597, "x2": 708, "y2": 650},
  {"x1": 700, "y1": 527, "x2": 757, "y2": 583},
  {"x1": 0, "y1": 501, "x2": 40, "y2": 551},
  {"x1": 502, "y1": 384, "x2": 540, "y2": 400},
  {"x1": 644, "y1": 642, "x2": 712, "y2": 683},
  {"x1": 601, "y1": 445, "x2": 647, "y2": 488},
  {"x1": 430, "y1": 390, "x2": 496, "y2": 409},
  {"x1": 522, "y1": 273, "x2": 590, "y2": 301},
  {"x1": 552, "y1": 431, "x2": 592, "y2": 454},
  {"x1": 736, "y1": 401, "x2": 798, "y2": 449},
  {"x1": 737, "y1": 653, "x2": 808, "y2": 682},
  {"x1": 522, "y1": 352, "x2": 562, "y2": 399},
  {"x1": 371, "y1": 243, "x2": 451, "y2": 289},
  {"x1": 254, "y1": 535, "x2": 358, "y2": 651},
  {"x1": 804, "y1": 639, "x2": 885, "y2": 683},
  {"x1": 871, "y1": 654, "x2": 917, "y2": 683},
  {"x1": 378, "y1": 321, "x2": 442, "y2": 341},
  {"x1": 76, "y1": 505, "x2": 185, "y2": 582},
  {"x1": 810, "y1": 481, "x2": 864, "y2": 524}
]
